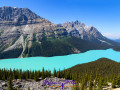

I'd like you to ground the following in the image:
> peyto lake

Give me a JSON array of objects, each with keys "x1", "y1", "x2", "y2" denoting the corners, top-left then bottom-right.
[{"x1": 0, "y1": 49, "x2": 120, "y2": 72}]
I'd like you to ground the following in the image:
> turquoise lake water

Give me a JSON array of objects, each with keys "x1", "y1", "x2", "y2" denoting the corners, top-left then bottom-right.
[{"x1": 0, "y1": 49, "x2": 120, "y2": 72}]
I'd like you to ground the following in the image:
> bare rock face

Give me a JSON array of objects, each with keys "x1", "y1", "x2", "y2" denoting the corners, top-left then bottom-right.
[
  {"x1": 0, "y1": 6, "x2": 68, "y2": 54},
  {"x1": 0, "y1": 6, "x2": 43, "y2": 25},
  {"x1": 62, "y1": 20, "x2": 119, "y2": 46},
  {"x1": 62, "y1": 20, "x2": 105, "y2": 40},
  {"x1": 62, "y1": 20, "x2": 115, "y2": 43}
]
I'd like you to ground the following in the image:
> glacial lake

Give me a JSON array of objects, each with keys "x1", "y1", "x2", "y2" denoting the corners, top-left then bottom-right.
[{"x1": 0, "y1": 49, "x2": 120, "y2": 72}]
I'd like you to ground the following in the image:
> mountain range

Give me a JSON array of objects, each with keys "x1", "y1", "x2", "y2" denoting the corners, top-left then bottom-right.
[
  {"x1": 113, "y1": 39, "x2": 120, "y2": 43},
  {"x1": 0, "y1": 6, "x2": 119, "y2": 59}
]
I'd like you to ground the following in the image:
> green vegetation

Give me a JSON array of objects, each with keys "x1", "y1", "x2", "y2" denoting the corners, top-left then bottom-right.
[
  {"x1": 0, "y1": 58, "x2": 120, "y2": 89},
  {"x1": 0, "y1": 36, "x2": 117, "y2": 59},
  {"x1": 28, "y1": 42, "x2": 42, "y2": 57},
  {"x1": 0, "y1": 48, "x2": 23, "y2": 59},
  {"x1": 66, "y1": 58, "x2": 120, "y2": 78},
  {"x1": 6, "y1": 76, "x2": 15, "y2": 90},
  {"x1": 113, "y1": 46, "x2": 120, "y2": 52},
  {"x1": 23, "y1": 37, "x2": 111, "y2": 57}
]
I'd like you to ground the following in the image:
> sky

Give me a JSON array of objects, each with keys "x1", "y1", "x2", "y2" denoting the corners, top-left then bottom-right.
[{"x1": 0, "y1": 0, "x2": 120, "y2": 39}]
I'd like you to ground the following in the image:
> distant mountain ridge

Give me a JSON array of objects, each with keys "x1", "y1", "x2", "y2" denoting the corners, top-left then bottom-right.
[
  {"x1": 62, "y1": 20, "x2": 118, "y2": 45},
  {"x1": 0, "y1": 6, "x2": 118, "y2": 59},
  {"x1": 113, "y1": 39, "x2": 120, "y2": 43}
]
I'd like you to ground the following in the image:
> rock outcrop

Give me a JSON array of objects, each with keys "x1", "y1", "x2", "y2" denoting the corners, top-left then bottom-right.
[
  {"x1": 0, "y1": 6, "x2": 68, "y2": 55},
  {"x1": 62, "y1": 20, "x2": 118, "y2": 45}
]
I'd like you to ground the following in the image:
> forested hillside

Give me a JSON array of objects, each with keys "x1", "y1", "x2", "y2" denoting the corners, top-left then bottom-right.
[
  {"x1": 0, "y1": 37, "x2": 112, "y2": 59},
  {"x1": 67, "y1": 58, "x2": 120, "y2": 77}
]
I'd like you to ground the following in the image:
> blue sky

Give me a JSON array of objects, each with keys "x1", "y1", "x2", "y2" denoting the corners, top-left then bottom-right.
[{"x1": 0, "y1": 0, "x2": 120, "y2": 39}]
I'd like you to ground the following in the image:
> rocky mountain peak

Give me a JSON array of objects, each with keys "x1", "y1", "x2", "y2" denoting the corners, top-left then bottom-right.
[
  {"x1": 0, "y1": 6, "x2": 41, "y2": 21},
  {"x1": 0, "y1": 6, "x2": 45, "y2": 26},
  {"x1": 72, "y1": 20, "x2": 80, "y2": 25},
  {"x1": 62, "y1": 20, "x2": 107, "y2": 40},
  {"x1": 64, "y1": 20, "x2": 85, "y2": 27}
]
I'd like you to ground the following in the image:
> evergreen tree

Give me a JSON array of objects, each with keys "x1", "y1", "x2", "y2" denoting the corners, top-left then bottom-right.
[
  {"x1": 53, "y1": 68, "x2": 57, "y2": 77},
  {"x1": 12, "y1": 69, "x2": 15, "y2": 80},
  {"x1": 42, "y1": 67, "x2": 45, "y2": 79},
  {"x1": 80, "y1": 82, "x2": 85, "y2": 90},
  {"x1": 89, "y1": 79, "x2": 93, "y2": 90},
  {"x1": 117, "y1": 73, "x2": 120, "y2": 87},
  {"x1": 7, "y1": 76, "x2": 14, "y2": 90},
  {"x1": 28, "y1": 87, "x2": 30, "y2": 90},
  {"x1": 57, "y1": 69, "x2": 61, "y2": 78},
  {"x1": 74, "y1": 83, "x2": 80, "y2": 90},
  {"x1": 97, "y1": 77, "x2": 102, "y2": 90},
  {"x1": 94, "y1": 74, "x2": 98, "y2": 89},
  {"x1": 34, "y1": 74, "x2": 38, "y2": 81},
  {"x1": 112, "y1": 75, "x2": 116, "y2": 88}
]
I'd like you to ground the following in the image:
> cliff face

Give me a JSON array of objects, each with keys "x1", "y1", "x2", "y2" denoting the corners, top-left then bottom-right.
[
  {"x1": 62, "y1": 20, "x2": 105, "y2": 40},
  {"x1": 62, "y1": 20, "x2": 118, "y2": 45},
  {"x1": 0, "y1": 6, "x2": 43, "y2": 25},
  {"x1": 0, "y1": 6, "x2": 68, "y2": 54}
]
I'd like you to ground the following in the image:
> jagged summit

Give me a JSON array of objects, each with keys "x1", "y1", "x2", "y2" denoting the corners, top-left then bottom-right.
[
  {"x1": 0, "y1": 6, "x2": 46, "y2": 26},
  {"x1": 0, "y1": 6, "x2": 41, "y2": 20},
  {"x1": 62, "y1": 20, "x2": 118, "y2": 45},
  {"x1": 64, "y1": 20, "x2": 85, "y2": 27}
]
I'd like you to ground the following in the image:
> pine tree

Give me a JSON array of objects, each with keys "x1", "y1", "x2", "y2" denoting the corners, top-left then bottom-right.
[
  {"x1": 28, "y1": 87, "x2": 30, "y2": 90},
  {"x1": 89, "y1": 79, "x2": 93, "y2": 90},
  {"x1": 7, "y1": 76, "x2": 14, "y2": 90},
  {"x1": 65, "y1": 70, "x2": 70, "y2": 79},
  {"x1": 12, "y1": 69, "x2": 15, "y2": 80},
  {"x1": 94, "y1": 76, "x2": 98, "y2": 90},
  {"x1": 80, "y1": 82, "x2": 85, "y2": 90},
  {"x1": 2, "y1": 73, "x2": 6, "y2": 80},
  {"x1": 34, "y1": 74, "x2": 38, "y2": 81},
  {"x1": 42, "y1": 67, "x2": 45, "y2": 79},
  {"x1": 74, "y1": 83, "x2": 80, "y2": 90},
  {"x1": 53, "y1": 68, "x2": 57, "y2": 77},
  {"x1": 26, "y1": 70, "x2": 29, "y2": 79},
  {"x1": 97, "y1": 77, "x2": 102, "y2": 90},
  {"x1": 57, "y1": 69, "x2": 61, "y2": 78},
  {"x1": 112, "y1": 75, "x2": 116, "y2": 88}
]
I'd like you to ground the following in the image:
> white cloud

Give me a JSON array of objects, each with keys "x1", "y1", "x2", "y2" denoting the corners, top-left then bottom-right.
[{"x1": 102, "y1": 33, "x2": 120, "y2": 39}]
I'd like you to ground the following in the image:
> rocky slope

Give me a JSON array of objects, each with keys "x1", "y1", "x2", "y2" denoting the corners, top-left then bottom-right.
[
  {"x1": 0, "y1": 6, "x2": 68, "y2": 58},
  {"x1": 62, "y1": 20, "x2": 118, "y2": 45},
  {"x1": 0, "y1": 77, "x2": 74, "y2": 90},
  {"x1": 0, "y1": 77, "x2": 115, "y2": 90}
]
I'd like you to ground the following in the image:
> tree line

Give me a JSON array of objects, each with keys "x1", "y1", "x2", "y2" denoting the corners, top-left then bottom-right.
[{"x1": 0, "y1": 67, "x2": 120, "y2": 90}]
